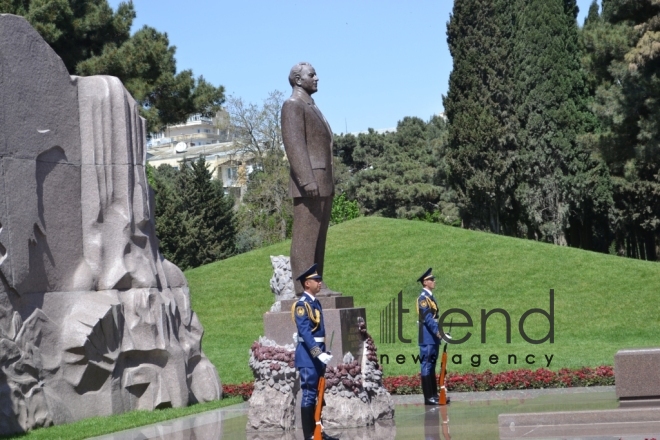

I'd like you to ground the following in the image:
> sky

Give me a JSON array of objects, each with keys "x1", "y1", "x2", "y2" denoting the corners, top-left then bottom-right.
[{"x1": 108, "y1": 0, "x2": 598, "y2": 134}]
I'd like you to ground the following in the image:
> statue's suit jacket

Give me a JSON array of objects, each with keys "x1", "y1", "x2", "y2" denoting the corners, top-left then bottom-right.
[{"x1": 281, "y1": 89, "x2": 334, "y2": 198}]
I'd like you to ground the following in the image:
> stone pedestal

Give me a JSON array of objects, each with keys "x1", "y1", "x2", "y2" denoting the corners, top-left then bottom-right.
[
  {"x1": 251, "y1": 298, "x2": 394, "y2": 433},
  {"x1": 615, "y1": 348, "x2": 660, "y2": 406},
  {"x1": 263, "y1": 296, "x2": 366, "y2": 368}
]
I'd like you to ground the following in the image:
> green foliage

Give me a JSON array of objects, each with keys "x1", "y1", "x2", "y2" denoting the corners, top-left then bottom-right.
[
  {"x1": 236, "y1": 151, "x2": 292, "y2": 253},
  {"x1": 513, "y1": 0, "x2": 610, "y2": 247},
  {"x1": 0, "y1": 0, "x2": 225, "y2": 132},
  {"x1": 333, "y1": 132, "x2": 358, "y2": 169},
  {"x1": 330, "y1": 192, "x2": 360, "y2": 225},
  {"x1": 444, "y1": 0, "x2": 612, "y2": 251},
  {"x1": 582, "y1": 0, "x2": 660, "y2": 259},
  {"x1": 151, "y1": 157, "x2": 236, "y2": 270},
  {"x1": 178, "y1": 157, "x2": 236, "y2": 267},
  {"x1": 443, "y1": 0, "x2": 519, "y2": 235},
  {"x1": 337, "y1": 116, "x2": 458, "y2": 223}
]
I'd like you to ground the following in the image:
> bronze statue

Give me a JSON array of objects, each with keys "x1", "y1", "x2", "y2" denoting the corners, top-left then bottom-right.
[{"x1": 281, "y1": 62, "x2": 335, "y2": 296}]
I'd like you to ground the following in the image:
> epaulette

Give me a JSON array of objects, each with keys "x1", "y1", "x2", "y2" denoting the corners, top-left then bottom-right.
[
  {"x1": 416, "y1": 294, "x2": 438, "y2": 315},
  {"x1": 291, "y1": 297, "x2": 321, "y2": 331}
]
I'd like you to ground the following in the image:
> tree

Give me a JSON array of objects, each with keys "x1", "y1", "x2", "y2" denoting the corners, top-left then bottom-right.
[
  {"x1": 582, "y1": 0, "x2": 660, "y2": 259},
  {"x1": 236, "y1": 150, "x2": 292, "y2": 253},
  {"x1": 443, "y1": 0, "x2": 519, "y2": 234},
  {"x1": 333, "y1": 133, "x2": 358, "y2": 170},
  {"x1": 178, "y1": 157, "x2": 236, "y2": 267},
  {"x1": 224, "y1": 90, "x2": 293, "y2": 253},
  {"x1": 151, "y1": 164, "x2": 191, "y2": 266},
  {"x1": 225, "y1": 90, "x2": 285, "y2": 171},
  {"x1": 513, "y1": 0, "x2": 610, "y2": 247},
  {"x1": 340, "y1": 117, "x2": 458, "y2": 223},
  {"x1": 150, "y1": 159, "x2": 236, "y2": 269},
  {"x1": 0, "y1": 0, "x2": 225, "y2": 132}
]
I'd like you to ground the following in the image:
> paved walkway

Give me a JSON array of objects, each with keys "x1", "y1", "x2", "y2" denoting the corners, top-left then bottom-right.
[{"x1": 90, "y1": 386, "x2": 660, "y2": 440}]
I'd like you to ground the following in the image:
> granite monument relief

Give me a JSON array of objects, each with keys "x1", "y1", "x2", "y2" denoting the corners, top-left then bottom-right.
[{"x1": 0, "y1": 14, "x2": 220, "y2": 435}]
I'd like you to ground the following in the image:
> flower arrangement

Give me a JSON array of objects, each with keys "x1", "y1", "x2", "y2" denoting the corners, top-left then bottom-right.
[{"x1": 222, "y1": 365, "x2": 614, "y2": 400}]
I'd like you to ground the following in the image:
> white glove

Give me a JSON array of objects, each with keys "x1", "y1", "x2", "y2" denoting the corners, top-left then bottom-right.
[
  {"x1": 293, "y1": 332, "x2": 299, "y2": 345},
  {"x1": 318, "y1": 353, "x2": 332, "y2": 364}
]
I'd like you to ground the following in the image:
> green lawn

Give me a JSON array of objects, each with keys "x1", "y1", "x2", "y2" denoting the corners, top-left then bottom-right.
[
  {"x1": 3, "y1": 397, "x2": 243, "y2": 440},
  {"x1": 187, "y1": 216, "x2": 660, "y2": 384}
]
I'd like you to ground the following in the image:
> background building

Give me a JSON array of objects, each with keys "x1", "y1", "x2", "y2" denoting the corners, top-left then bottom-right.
[{"x1": 147, "y1": 111, "x2": 253, "y2": 200}]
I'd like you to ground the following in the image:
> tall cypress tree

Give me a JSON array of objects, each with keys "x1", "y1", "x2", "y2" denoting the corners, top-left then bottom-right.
[
  {"x1": 513, "y1": 0, "x2": 609, "y2": 246},
  {"x1": 444, "y1": 0, "x2": 518, "y2": 234}
]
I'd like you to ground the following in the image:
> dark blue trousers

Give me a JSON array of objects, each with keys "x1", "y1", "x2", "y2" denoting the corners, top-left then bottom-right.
[
  {"x1": 299, "y1": 365, "x2": 326, "y2": 407},
  {"x1": 420, "y1": 344, "x2": 439, "y2": 376}
]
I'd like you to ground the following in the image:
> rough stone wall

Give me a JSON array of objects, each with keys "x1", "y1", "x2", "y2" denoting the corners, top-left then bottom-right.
[
  {"x1": 246, "y1": 320, "x2": 394, "y2": 433},
  {"x1": 269, "y1": 255, "x2": 295, "y2": 312},
  {"x1": 0, "y1": 14, "x2": 220, "y2": 435},
  {"x1": 246, "y1": 337, "x2": 299, "y2": 431}
]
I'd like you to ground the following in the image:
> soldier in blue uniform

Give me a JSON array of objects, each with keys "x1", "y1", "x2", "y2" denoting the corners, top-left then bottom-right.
[
  {"x1": 417, "y1": 267, "x2": 450, "y2": 405},
  {"x1": 292, "y1": 264, "x2": 338, "y2": 440}
]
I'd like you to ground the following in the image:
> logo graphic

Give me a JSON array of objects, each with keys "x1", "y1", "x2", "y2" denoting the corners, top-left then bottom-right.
[
  {"x1": 380, "y1": 291, "x2": 411, "y2": 344},
  {"x1": 379, "y1": 289, "x2": 555, "y2": 345}
]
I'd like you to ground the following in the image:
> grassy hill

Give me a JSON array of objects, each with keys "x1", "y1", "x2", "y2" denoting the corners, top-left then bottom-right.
[{"x1": 185, "y1": 216, "x2": 660, "y2": 385}]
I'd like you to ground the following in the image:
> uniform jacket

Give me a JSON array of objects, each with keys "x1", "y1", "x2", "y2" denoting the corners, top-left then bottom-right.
[
  {"x1": 281, "y1": 89, "x2": 334, "y2": 198},
  {"x1": 293, "y1": 293, "x2": 327, "y2": 368},
  {"x1": 418, "y1": 289, "x2": 441, "y2": 346}
]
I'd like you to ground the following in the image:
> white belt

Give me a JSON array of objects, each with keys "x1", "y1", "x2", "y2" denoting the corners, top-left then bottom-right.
[{"x1": 298, "y1": 336, "x2": 325, "y2": 343}]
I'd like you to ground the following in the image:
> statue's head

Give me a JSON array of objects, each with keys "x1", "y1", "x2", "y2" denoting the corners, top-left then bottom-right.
[{"x1": 288, "y1": 62, "x2": 318, "y2": 95}]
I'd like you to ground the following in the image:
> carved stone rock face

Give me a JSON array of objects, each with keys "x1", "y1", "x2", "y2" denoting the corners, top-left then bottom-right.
[{"x1": 0, "y1": 14, "x2": 221, "y2": 435}]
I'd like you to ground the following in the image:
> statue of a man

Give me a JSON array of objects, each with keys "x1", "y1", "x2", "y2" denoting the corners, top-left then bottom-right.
[{"x1": 281, "y1": 62, "x2": 335, "y2": 296}]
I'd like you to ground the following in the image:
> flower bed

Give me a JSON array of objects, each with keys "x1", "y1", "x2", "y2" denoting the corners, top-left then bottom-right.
[
  {"x1": 384, "y1": 366, "x2": 614, "y2": 395},
  {"x1": 222, "y1": 366, "x2": 615, "y2": 400}
]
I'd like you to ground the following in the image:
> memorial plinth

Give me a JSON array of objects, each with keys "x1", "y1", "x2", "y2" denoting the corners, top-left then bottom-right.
[
  {"x1": 263, "y1": 296, "x2": 366, "y2": 367},
  {"x1": 615, "y1": 348, "x2": 660, "y2": 405}
]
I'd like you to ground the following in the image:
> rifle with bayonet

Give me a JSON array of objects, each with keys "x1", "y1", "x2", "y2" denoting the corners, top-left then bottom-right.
[
  {"x1": 439, "y1": 319, "x2": 452, "y2": 405},
  {"x1": 313, "y1": 331, "x2": 334, "y2": 440}
]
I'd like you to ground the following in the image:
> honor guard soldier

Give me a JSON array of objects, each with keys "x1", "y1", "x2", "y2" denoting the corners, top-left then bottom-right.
[
  {"x1": 417, "y1": 268, "x2": 451, "y2": 405},
  {"x1": 292, "y1": 264, "x2": 338, "y2": 440}
]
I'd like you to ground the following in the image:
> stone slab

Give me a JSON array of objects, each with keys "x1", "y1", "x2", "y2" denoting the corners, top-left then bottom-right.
[
  {"x1": 4, "y1": 157, "x2": 83, "y2": 294},
  {"x1": 280, "y1": 296, "x2": 353, "y2": 311},
  {"x1": 499, "y1": 407, "x2": 660, "y2": 438},
  {"x1": 615, "y1": 348, "x2": 660, "y2": 400},
  {"x1": 263, "y1": 307, "x2": 366, "y2": 368},
  {"x1": 0, "y1": 14, "x2": 81, "y2": 163}
]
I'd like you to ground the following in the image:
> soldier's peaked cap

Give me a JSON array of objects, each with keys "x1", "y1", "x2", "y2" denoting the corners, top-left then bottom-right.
[
  {"x1": 417, "y1": 268, "x2": 434, "y2": 283},
  {"x1": 296, "y1": 263, "x2": 322, "y2": 282}
]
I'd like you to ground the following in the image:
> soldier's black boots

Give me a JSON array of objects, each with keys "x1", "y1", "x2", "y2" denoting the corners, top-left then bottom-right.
[
  {"x1": 301, "y1": 406, "x2": 339, "y2": 440},
  {"x1": 422, "y1": 375, "x2": 439, "y2": 405},
  {"x1": 301, "y1": 406, "x2": 315, "y2": 439},
  {"x1": 424, "y1": 374, "x2": 451, "y2": 405}
]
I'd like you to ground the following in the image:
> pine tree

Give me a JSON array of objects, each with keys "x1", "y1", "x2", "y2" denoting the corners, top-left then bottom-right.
[
  {"x1": 178, "y1": 156, "x2": 236, "y2": 268},
  {"x1": 151, "y1": 164, "x2": 191, "y2": 266},
  {"x1": 443, "y1": 0, "x2": 518, "y2": 234}
]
